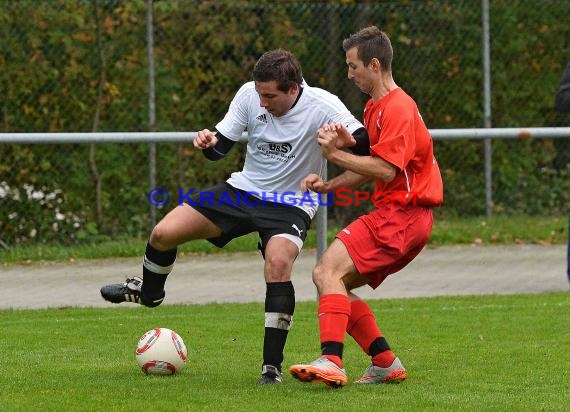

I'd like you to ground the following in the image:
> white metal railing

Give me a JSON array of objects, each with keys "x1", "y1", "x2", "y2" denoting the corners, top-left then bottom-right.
[{"x1": 2, "y1": 127, "x2": 570, "y2": 143}]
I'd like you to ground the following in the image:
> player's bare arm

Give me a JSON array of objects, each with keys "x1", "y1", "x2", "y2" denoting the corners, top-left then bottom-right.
[
  {"x1": 317, "y1": 126, "x2": 396, "y2": 182},
  {"x1": 301, "y1": 170, "x2": 369, "y2": 194},
  {"x1": 331, "y1": 150, "x2": 396, "y2": 183},
  {"x1": 323, "y1": 170, "x2": 370, "y2": 191}
]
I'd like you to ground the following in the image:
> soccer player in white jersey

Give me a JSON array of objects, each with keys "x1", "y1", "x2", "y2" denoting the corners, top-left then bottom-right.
[{"x1": 100, "y1": 49, "x2": 369, "y2": 384}]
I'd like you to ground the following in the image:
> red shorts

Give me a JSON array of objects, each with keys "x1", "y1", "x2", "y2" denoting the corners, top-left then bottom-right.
[{"x1": 336, "y1": 203, "x2": 434, "y2": 289}]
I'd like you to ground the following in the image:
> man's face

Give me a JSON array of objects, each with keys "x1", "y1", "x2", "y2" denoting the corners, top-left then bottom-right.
[
  {"x1": 345, "y1": 47, "x2": 373, "y2": 95},
  {"x1": 255, "y1": 80, "x2": 299, "y2": 117}
]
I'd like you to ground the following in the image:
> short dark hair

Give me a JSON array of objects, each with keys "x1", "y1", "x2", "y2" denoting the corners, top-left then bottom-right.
[
  {"x1": 252, "y1": 49, "x2": 303, "y2": 92},
  {"x1": 342, "y1": 26, "x2": 393, "y2": 73}
]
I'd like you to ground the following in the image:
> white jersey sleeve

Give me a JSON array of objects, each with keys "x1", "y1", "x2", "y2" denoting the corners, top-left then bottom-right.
[
  {"x1": 307, "y1": 87, "x2": 364, "y2": 135},
  {"x1": 215, "y1": 83, "x2": 253, "y2": 141}
]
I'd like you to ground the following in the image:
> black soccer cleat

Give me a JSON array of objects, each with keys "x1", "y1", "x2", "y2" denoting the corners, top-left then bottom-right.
[
  {"x1": 100, "y1": 276, "x2": 164, "y2": 307},
  {"x1": 258, "y1": 365, "x2": 283, "y2": 385}
]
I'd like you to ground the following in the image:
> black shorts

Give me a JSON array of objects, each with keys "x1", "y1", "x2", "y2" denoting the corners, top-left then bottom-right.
[{"x1": 188, "y1": 182, "x2": 311, "y2": 254}]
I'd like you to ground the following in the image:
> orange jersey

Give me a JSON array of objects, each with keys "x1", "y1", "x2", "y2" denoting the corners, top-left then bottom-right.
[{"x1": 363, "y1": 88, "x2": 443, "y2": 207}]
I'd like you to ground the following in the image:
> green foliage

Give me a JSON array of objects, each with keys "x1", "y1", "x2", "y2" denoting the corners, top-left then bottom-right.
[
  {"x1": 1, "y1": 0, "x2": 569, "y2": 246},
  {"x1": 492, "y1": 139, "x2": 570, "y2": 214},
  {"x1": 0, "y1": 293, "x2": 569, "y2": 410}
]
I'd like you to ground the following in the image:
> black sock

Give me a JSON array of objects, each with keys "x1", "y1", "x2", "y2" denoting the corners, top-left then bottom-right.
[
  {"x1": 368, "y1": 337, "x2": 391, "y2": 357},
  {"x1": 141, "y1": 242, "x2": 176, "y2": 304},
  {"x1": 262, "y1": 281, "x2": 295, "y2": 372},
  {"x1": 321, "y1": 341, "x2": 344, "y2": 358}
]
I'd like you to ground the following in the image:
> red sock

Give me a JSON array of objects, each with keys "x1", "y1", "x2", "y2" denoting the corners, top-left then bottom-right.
[
  {"x1": 371, "y1": 351, "x2": 396, "y2": 368},
  {"x1": 323, "y1": 354, "x2": 343, "y2": 367},
  {"x1": 318, "y1": 294, "x2": 350, "y2": 368},
  {"x1": 347, "y1": 300, "x2": 395, "y2": 367}
]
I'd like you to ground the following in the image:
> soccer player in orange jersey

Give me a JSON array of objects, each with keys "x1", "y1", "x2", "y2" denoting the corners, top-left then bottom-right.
[{"x1": 289, "y1": 26, "x2": 443, "y2": 387}]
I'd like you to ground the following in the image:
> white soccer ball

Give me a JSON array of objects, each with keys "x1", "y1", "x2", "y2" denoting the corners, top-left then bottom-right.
[{"x1": 135, "y1": 327, "x2": 187, "y2": 375}]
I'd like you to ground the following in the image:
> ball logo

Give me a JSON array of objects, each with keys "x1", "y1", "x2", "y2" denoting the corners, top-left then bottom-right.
[
  {"x1": 136, "y1": 328, "x2": 161, "y2": 355},
  {"x1": 171, "y1": 331, "x2": 187, "y2": 361},
  {"x1": 135, "y1": 327, "x2": 187, "y2": 375}
]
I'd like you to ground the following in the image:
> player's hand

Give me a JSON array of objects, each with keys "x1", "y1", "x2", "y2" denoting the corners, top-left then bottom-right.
[
  {"x1": 301, "y1": 173, "x2": 328, "y2": 193},
  {"x1": 334, "y1": 124, "x2": 356, "y2": 148},
  {"x1": 316, "y1": 125, "x2": 340, "y2": 159},
  {"x1": 194, "y1": 129, "x2": 218, "y2": 150},
  {"x1": 317, "y1": 124, "x2": 356, "y2": 149}
]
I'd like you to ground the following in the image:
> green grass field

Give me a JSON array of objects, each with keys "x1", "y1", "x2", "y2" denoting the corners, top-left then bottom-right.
[
  {"x1": 1, "y1": 293, "x2": 569, "y2": 411},
  {"x1": 1, "y1": 215, "x2": 568, "y2": 410}
]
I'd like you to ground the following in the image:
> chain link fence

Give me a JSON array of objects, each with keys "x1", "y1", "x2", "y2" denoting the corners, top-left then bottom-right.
[{"x1": 1, "y1": 0, "x2": 569, "y2": 247}]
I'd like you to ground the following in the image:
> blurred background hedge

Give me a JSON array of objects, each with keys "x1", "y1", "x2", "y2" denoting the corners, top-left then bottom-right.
[{"x1": 1, "y1": 0, "x2": 569, "y2": 246}]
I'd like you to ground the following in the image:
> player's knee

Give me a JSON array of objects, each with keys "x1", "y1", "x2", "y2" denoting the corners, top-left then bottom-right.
[
  {"x1": 264, "y1": 254, "x2": 293, "y2": 282},
  {"x1": 149, "y1": 223, "x2": 174, "y2": 250},
  {"x1": 312, "y1": 262, "x2": 348, "y2": 292},
  {"x1": 312, "y1": 263, "x2": 327, "y2": 289}
]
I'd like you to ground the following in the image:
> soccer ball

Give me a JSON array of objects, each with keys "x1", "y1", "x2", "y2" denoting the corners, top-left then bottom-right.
[{"x1": 135, "y1": 327, "x2": 187, "y2": 375}]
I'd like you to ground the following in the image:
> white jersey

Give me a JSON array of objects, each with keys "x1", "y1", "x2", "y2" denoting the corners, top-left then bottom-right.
[{"x1": 216, "y1": 81, "x2": 363, "y2": 218}]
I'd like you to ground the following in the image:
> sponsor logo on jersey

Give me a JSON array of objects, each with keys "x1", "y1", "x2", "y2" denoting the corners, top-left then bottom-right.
[
  {"x1": 256, "y1": 141, "x2": 293, "y2": 155},
  {"x1": 255, "y1": 113, "x2": 268, "y2": 124}
]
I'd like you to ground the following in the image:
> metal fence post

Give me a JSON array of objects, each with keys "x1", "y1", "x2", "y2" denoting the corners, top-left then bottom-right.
[
  {"x1": 146, "y1": 0, "x2": 157, "y2": 230},
  {"x1": 316, "y1": 162, "x2": 328, "y2": 263},
  {"x1": 482, "y1": 0, "x2": 493, "y2": 217}
]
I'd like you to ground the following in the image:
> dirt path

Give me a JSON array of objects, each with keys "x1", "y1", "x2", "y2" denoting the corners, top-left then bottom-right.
[{"x1": 1, "y1": 244, "x2": 567, "y2": 310}]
